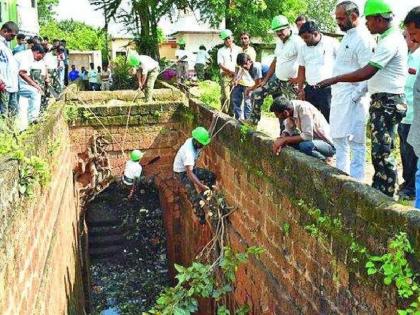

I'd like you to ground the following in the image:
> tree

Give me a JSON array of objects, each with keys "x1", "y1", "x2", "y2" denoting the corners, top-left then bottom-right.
[
  {"x1": 89, "y1": 0, "x2": 180, "y2": 59},
  {"x1": 193, "y1": 0, "x2": 307, "y2": 40},
  {"x1": 40, "y1": 20, "x2": 107, "y2": 61},
  {"x1": 306, "y1": 0, "x2": 337, "y2": 33},
  {"x1": 37, "y1": 0, "x2": 59, "y2": 25}
]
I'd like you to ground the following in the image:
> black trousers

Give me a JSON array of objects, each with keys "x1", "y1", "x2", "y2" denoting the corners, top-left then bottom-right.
[
  {"x1": 398, "y1": 123, "x2": 418, "y2": 195},
  {"x1": 304, "y1": 85, "x2": 331, "y2": 122}
]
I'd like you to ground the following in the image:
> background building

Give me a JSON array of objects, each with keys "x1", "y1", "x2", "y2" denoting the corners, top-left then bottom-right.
[{"x1": 0, "y1": 0, "x2": 39, "y2": 35}]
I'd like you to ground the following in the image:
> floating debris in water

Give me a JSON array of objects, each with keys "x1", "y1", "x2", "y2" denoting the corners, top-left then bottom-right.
[{"x1": 88, "y1": 182, "x2": 169, "y2": 315}]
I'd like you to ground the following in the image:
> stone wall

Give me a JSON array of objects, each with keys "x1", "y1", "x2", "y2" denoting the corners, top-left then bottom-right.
[{"x1": 0, "y1": 102, "x2": 86, "y2": 315}]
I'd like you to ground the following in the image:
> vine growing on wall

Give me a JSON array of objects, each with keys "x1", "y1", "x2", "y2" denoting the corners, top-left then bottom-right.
[
  {"x1": 297, "y1": 199, "x2": 420, "y2": 314},
  {"x1": 145, "y1": 188, "x2": 265, "y2": 314},
  {"x1": 0, "y1": 119, "x2": 51, "y2": 197},
  {"x1": 365, "y1": 232, "x2": 420, "y2": 314}
]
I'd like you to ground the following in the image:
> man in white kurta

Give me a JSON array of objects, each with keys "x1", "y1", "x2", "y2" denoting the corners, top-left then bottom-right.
[{"x1": 330, "y1": 2, "x2": 374, "y2": 181}]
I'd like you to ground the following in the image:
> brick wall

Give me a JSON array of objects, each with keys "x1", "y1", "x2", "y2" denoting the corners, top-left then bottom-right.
[
  {"x1": 0, "y1": 102, "x2": 86, "y2": 315},
  {"x1": 48, "y1": 86, "x2": 420, "y2": 314},
  {"x1": 177, "y1": 98, "x2": 420, "y2": 314},
  {"x1": 14, "y1": 85, "x2": 420, "y2": 314}
]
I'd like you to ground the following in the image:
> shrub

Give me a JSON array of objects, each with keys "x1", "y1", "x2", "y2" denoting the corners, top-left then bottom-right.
[{"x1": 110, "y1": 56, "x2": 137, "y2": 90}]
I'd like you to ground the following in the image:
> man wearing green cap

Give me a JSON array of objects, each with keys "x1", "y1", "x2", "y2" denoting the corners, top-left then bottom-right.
[
  {"x1": 217, "y1": 29, "x2": 241, "y2": 116},
  {"x1": 249, "y1": 15, "x2": 304, "y2": 125},
  {"x1": 128, "y1": 51, "x2": 160, "y2": 102},
  {"x1": 173, "y1": 126, "x2": 216, "y2": 224},
  {"x1": 175, "y1": 38, "x2": 189, "y2": 84},
  {"x1": 123, "y1": 149, "x2": 144, "y2": 199},
  {"x1": 316, "y1": 0, "x2": 407, "y2": 197}
]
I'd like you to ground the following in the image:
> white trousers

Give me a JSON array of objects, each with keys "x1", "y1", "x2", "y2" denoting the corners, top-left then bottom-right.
[{"x1": 333, "y1": 137, "x2": 366, "y2": 182}]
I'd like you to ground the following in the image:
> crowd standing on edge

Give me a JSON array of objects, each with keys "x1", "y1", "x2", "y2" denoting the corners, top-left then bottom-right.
[
  {"x1": 1, "y1": 1, "x2": 420, "y2": 214},
  {"x1": 0, "y1": 22, "x2": 113, "y2": 130},
  {"x1": 169, "y1": 1, "x2": 420, "y2": 218}
]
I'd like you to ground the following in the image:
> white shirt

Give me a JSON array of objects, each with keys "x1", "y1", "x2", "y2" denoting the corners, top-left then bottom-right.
[
  {"x1": 15, "y1": 49, "x2": 37, "y2": 87},
  {"x1": 0, "y1": 35, "x2": 19, "y2": 92},
  {"x1": 44, "y1": 52, "x2": 59, "y2": 70},
  {"x1": 138, "y1": 55, "x2": 159, "y2": 73},
  {"x1": 32, "y1": 59, "x2": 47, "y2": 76},
  {"x1": 123, "y1": 160, "x2": 142, "y2": 185},
  {"x1": 298, "y1": 35, "x2": 339, "y2": 85},
  {"x1": 368, "y1": 28, "x2": 408, "y2": 95},
  {"x1": 242, "y1": 46, "x2": 257, "y2": 62},
  {"x1": 176, "y1": 49, "x2": 188, "y2": 61},
  {"x1": 330, "y1": 26, "x2": 374, "y2": 142},
  {"x1": 173, "y1": 138, "x2": 200, "y2": 173},
  {"x1": 274, "y1": 34, "x2": 304, "y2": 81},
  {"x1": 88, "y1": 69, "x2": 98, "y2": 83},
  {"x1": 217, "y1": 44, "x2": 241, "y2": 73},
  {"x1": 195, "y1": 50, "x2": 210, "y2": 64}
]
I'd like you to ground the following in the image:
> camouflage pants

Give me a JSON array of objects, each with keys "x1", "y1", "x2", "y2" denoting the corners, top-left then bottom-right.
[
  {"x1": 48, "y1": 69, "x2": 63, "y2": 95},
  {"x1": 31, "y1": 69, "x2": 48, "y2": 111},
  {"x1": 174, "y1": 168, "x2": 216, "y2": 224},
  {"x1": 370, "y1": 93, "x2": 407, "y2": 197},
  {"x1": 195, "y1": 63, "x2": 205, "y2": 80},
  {"x1": 145, "y1": 67, "x2": 159, "y2": 102},
  {"x1": 220, "y1": 74, "x2": 234, "y2": 116},
  {"x1": 250, "y1": 77, "x2": 296, "y2": 123},
  {"x1": 0, "y1": 92, "x2": 17, "y2": 118},
  {"x1": 176, "y1": 61, "x2": 189, "y2": 83}
]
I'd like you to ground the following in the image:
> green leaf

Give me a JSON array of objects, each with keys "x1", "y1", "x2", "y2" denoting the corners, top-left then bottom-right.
[
  {"x1": 384, "y1": 277, "x2": 393, "y2": 285},
  {"x1": 365, "y1": 262, "x2": 375, "y2": 268},
  {"x1": 367, "y1": 268, "x2": 377, "y2": 275},
  {"x1": 217, "y1": 305, "x2": 230, "y2": 315}
]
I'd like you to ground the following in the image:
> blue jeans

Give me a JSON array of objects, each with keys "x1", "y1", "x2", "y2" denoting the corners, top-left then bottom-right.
[
  {"x1": 231, "y1": 85, "x2": 252, "y2": 120},
  {"x1": 416, "y1": 160, "x2": 420, "y2": 209},
  {"x1": 297, "y1": 140, "x2": 336, "y2": 161},
  {"x1": 18, "y1": 84, "x2": 41, "y2": 124}
]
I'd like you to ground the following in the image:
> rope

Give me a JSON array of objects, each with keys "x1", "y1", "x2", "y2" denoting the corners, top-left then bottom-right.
[
  {"x1": 75, "y1": 98, "x2": 125, "y2": 154},
  {"x1": 121, "y1": 89, "x2": 143, "y2": 156},
  {"x1": 209, "y1": 83, "x2": 235, "y2": 139},
  {"x1": 120, "y1": 58, "x2": 183, "y2": 155}
]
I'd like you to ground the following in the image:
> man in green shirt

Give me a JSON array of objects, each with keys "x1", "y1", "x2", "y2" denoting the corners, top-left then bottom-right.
[{"x1": 317, "y1": 0, "x2": 407, "y2": 197}]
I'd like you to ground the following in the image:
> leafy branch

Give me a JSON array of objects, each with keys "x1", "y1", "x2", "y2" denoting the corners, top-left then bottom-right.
[
  {"x1": 146, "y1": 187, "x2": 264, "y2": 314},
  {"x1": 365, "y1": 232, "x2": 420, "y2": 314},
  {"x1": 0, "y1": 118, "x2": 51, "y2": 197}
]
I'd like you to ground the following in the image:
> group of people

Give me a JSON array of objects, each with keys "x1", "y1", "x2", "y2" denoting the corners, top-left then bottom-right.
[
  {"x1": 175, "y1": 39, "x2": 211, "y2": 83},
  {"x1": 0, "y1": 21, "x2": 71, "y2": 129},
  {"x1": 68, "y1": 63, "x2": 112, "y2": 91},
  {"x1": 214, "y1": 1, "x2": 420, "y2": 207},
  {"x1": 123, "y1": 1, "x2": 420, "y2": 224},
  {"x1": 0, "y1": 21, "x2": 115, "y2": 130}
]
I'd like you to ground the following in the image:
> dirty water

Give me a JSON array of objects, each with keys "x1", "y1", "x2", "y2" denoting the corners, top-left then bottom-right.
[{"x1": 87, "y1": 182, "x2": 169, "y2": 314}]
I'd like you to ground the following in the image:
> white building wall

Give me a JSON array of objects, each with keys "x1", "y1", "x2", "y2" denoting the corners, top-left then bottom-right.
[{"x1": 17, "y1": 0, "x2": 39, "y2": 35}]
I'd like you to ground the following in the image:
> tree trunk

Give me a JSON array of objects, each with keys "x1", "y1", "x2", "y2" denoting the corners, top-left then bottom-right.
[{"x1": 224, "y1": 0, "x2": 233, "y2": 29}]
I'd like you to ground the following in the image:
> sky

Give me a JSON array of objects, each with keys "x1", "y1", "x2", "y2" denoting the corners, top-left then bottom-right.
[{"x1": 56, "y1": 0, "x2": 420, "y2": 35}]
